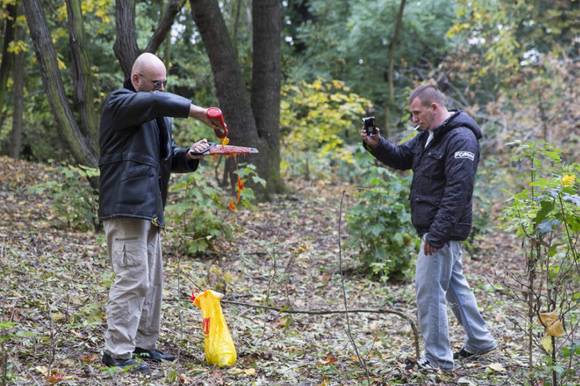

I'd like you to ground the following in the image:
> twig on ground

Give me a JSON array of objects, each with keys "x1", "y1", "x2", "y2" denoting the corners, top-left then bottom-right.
[
  {"x1": 219, "y1": 299, "x2": 420, "y2": 358},
  {"x1": 338, "y1": 191, "x2": 371, "y2": 382},
  {"x1": 177, "y1": 237, "x2": 184, "y2": 363},
  {"x1": 264, "y1": 248, "x2": 278, "y2": 305}
]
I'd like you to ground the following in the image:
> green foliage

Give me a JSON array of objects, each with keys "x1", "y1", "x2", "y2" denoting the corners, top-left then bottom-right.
[
  {"x1": 501, "y1": 141, "x2": 579, "y2": 384},
  {"x1": 444, "y1": 0, "x2": 579, "y2": 114},
  {"x1": 0, "y1": 320, "x2": 35, "y2": 384},
  {"x1": 502, "y1": 142, "x2": 579, "y2": 242},
  {"x1": 449, "y1": 0, "x2": 577, "y2": 84},
  {"x1": 166, "y1": 172, "x2": 233, "y2": 256},
  {"x1": 235, "y1": 163, "x2": 266, "y2": 206},
  {"x1": 29, "y1": 164, "x2": 99, "y2": 232},
  {"x1": 280, "y1": 79, "x2": 371, "y2": 179},
  {"x1": 166, "y1": 164, "x2": 261, "y2": 256},
  {"x1": 285, "y1": 0, "x2": 456, "y2": 127},
  {"x1": 465, "y1": 156, "x2": 511, "y2": 253},
  {"x1": 346, "y1": 166, "x2": 418, "y2": 282}
]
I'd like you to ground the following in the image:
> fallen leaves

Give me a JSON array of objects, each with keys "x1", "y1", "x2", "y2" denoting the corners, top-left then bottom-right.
[
  {"x1": 0, "y1": 157, "x2": 539, "y2": 385},
  {"x1": 228, "y1": 367, "x2": 256, "y2": 376},
  {"x1": 318, "y1": 353, "x2": 338, "y2": 365},
  {"x1": 488, "y1": 362, "x2": 507, "y2": 373}
]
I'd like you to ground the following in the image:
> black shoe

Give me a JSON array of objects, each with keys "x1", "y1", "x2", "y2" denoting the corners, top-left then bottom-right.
[
  {"x1": 454, "y1": 346, "x2": 497, "y2": 360},
  {"x1": 134, "y1": 347, "x2": 176, "y2": 362},
  {"x1": 102, "y1": 352, "x2": 150, "y2": 372}
]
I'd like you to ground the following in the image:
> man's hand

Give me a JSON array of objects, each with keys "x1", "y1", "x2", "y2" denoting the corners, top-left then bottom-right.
[
  {"x1": 187, "y1": 138, "x2": 211, "y2": 159},
  {"x1": 423, "y1": 240, "x2": 440, "y2": 256},
  {"x1": 189, "y1": 105, "x2": 223, "y2": 134},
  {"x1": 361, "y1": 127, "x2": 381, "y2": 148}
]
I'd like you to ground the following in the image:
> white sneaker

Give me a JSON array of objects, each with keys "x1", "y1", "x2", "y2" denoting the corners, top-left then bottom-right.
[
  {"x1": 417, "y1": 357, "x2": 453, "y2": 373},
  {"x1": 417, "y1": 357, "x2": 436, "y2": 370}
]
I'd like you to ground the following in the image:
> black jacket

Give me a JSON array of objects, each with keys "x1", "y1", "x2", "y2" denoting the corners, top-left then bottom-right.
[
  {"x1": 366, "y1": 111, "x2": 482, "y2": 248},
  {"x1": 98, "y1": 80, "x2": 199, "y2": 226}
]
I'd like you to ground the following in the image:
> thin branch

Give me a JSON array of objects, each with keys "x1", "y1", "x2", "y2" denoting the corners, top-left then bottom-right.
[
  {"x1": 338, "y1": 191, "x2": 371, "y2": 381},
  {"x1": 220, "y1": 299, "x2": 419, "y2": 345},
  {"x1": 145, "y1": 0, "x2": 186, "y2": 53}
]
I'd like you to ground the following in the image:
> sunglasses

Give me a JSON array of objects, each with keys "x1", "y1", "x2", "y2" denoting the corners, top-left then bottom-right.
[{"x1": 138, "y1": 73, "x2": 167, "y2": 90}]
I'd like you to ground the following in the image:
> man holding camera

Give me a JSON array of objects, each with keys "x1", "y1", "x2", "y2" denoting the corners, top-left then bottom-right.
[{"x1": 361, "y1": 84, "x2": 496, "y2": 371}]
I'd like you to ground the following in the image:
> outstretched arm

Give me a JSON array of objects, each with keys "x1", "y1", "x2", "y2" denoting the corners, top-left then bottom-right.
[{"x1": 361, "y1": 128, "x2": 417, "y2": 170}]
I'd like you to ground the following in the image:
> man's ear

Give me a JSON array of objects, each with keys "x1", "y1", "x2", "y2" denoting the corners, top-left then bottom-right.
[{"x1": 131, "y1": 73, "x2": 140, "y2": 89}]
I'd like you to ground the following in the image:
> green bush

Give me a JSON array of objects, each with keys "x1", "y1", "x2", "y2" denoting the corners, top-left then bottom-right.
[
  {"x1": 30, "y1": 164, "x2": 99, "y2": 231},
  {"x1": 280, "y1": 79, "x2": 371, "y2": 180},
  {"x1": 500, "y1": 141, "x2": 579, "y2": 385},
  {"x1": 465, "y1": 156, "x2": 512, "y2": 253},
  {"x1": 346, "y1": 166, "x2": 418, "y2": 282},
  {"x1": 166, "y1": 164, "x2": 262, "y2": 255}
]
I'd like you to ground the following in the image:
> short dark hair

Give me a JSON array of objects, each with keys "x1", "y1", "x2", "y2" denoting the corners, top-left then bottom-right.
[{"x1": 409, "y1": 84, "x2": 447, "y2": 107}]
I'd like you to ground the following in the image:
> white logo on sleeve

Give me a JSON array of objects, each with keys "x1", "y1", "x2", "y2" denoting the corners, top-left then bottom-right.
[{"x1": 454, "y1": 151, "x2": 475, "y2": 161}]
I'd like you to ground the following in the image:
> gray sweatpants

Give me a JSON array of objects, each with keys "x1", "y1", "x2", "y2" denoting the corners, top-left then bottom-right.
[
  {"x1": 103, "y1": 218, "x2": 163, "y2": 359},
  {"x1": 415, "y1": 238, "x2": 496, "y2": 370}
]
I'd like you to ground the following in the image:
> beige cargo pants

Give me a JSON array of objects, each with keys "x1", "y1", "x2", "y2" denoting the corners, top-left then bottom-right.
[{"x1": 103, "y1": 218, "x2": 163, "y2": 359}]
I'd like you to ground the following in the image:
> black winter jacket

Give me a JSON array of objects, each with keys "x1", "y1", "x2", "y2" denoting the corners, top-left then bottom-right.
[
  {"x1": 98, "y1": 80, "x2": 199, "y2": 226},
  {"x1": 366, "y1": 111, "x2": 482, "y2": 248}
]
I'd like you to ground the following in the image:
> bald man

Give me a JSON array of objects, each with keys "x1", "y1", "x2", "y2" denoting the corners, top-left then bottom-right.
[{"x1": 98, "y1": 53, "x2": 220, "y2": 371}]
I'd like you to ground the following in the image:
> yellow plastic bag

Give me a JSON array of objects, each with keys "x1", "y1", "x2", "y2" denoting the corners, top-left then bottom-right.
[{"x1": 191, "y1": 290, "x2": 237, "y2": 367}]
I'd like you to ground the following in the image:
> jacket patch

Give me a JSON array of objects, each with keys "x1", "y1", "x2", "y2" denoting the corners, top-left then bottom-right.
[{"x1": 454, "y1": 151, "x2": 475, "y2": 161}]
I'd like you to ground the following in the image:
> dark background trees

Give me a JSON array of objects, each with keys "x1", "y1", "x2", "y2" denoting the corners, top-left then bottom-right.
[{"x1": 0, "y1": 0, "x2": 577, "y2": 193}]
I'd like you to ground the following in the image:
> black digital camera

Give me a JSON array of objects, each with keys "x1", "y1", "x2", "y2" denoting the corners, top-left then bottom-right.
[{"x1": 362, "y1": 116, "x2": 377, "y2": 135}]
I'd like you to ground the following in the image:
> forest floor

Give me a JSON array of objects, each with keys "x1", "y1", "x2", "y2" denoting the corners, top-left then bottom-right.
[{"x1": 0, "y1": 156, "x2": 540, "y2": 385}]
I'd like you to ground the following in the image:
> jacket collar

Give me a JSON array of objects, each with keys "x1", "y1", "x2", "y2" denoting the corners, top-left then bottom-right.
[
  {"x1": 432, "y1": 110, "x2": 461, "y2": 138},
  {"x1": 123, "y1": 78, "x2": 136, "y2": 92}
]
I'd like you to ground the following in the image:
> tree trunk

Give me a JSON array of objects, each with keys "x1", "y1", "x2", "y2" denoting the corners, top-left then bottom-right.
[
  {"x1": 190, "y1": 0, "x2": 259, "y2": 194},
  {"x1": 9, "y1": 3, "x2": 25, "y2": 159},
  {"x1": 114, "y1": 0, "x2": 183, "y2": 78},
  {"x1": 66, "y1": 0, "x2": 99, "y2": 151},
  {"x1": 0, "y1": 1, "x2": 16, "y2": 116},
  {"x1": 190, "y1": 0, "x2": 258, "y2": 148},
  {"x1": 23, "y1": 0, "x2": 97, "y2": 166},
  {"x1": 384, "y1": 0, "x2": 406, "y2": 136},
  {"x1": 113, "y1": 0, "x2": 140, "y2": 77},
  {"x1": 231, "y1": 0, "x2": 243, "y2": 57},
  {"x1": 251, "y1": 0, "x2": 283, "y2": 194},
  {"x1": 190, "y1": 0, "x2": 283, "y2": 197}
]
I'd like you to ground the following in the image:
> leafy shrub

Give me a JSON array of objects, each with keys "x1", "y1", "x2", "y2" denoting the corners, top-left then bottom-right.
[
  {"x1": 234, "y1": 163, "x2": 266, "y2": 206},
  {"x1": 346, "y1": 166, "x2": 418, "y2": 281},
  {"x1": 30, "y1": 164, "x2": 99, "y2": 231},
  {"x1": 501, "y1": 141, "x2": 579, "y2": 385},
  {"x1": 166, "y1": 164, "x2": 261, "y2": 255},
  {"x1": 280, "y1": 79, "x2": 371, "y2": 179},
  {"x1": 465, "y1": 156, "x2": 512, "y2": 253}
]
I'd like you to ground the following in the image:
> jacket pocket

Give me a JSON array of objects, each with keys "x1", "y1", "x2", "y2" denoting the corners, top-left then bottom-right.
[
  {"x1": 411, "y1": 195, "x2": 441, "y2": 229},
  {"x1": 121, "y1": 162, "x2": 153, "y2": 182},
  {"x1": 420, "y1": 150, "x2": 445, "y2": 178}
]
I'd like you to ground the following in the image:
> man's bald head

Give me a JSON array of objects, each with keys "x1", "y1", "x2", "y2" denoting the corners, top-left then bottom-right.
[{"x1": 131, "y1": 53, "x2": 167, "y2": 92}]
